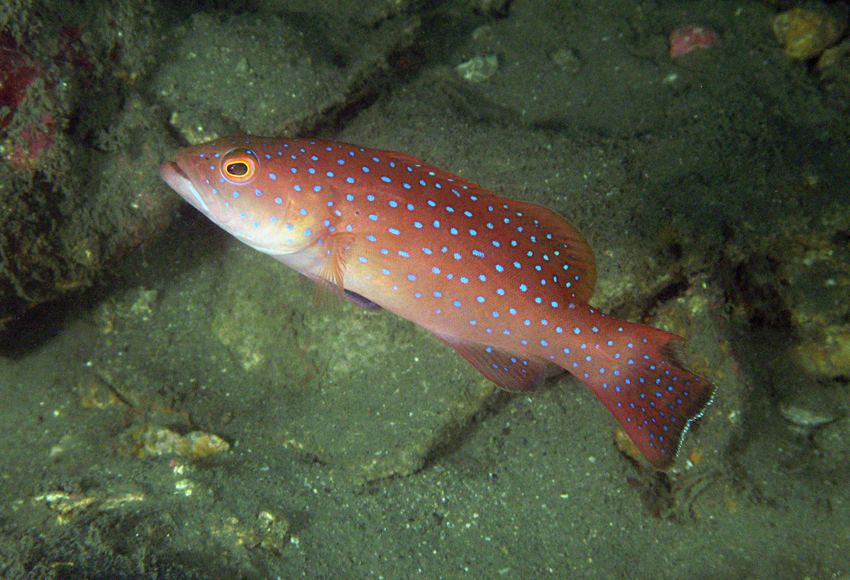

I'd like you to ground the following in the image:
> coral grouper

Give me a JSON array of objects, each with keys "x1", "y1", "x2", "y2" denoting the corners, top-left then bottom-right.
[{"x1": 161, "y1": 135, "x2": 714, "y2": 469}]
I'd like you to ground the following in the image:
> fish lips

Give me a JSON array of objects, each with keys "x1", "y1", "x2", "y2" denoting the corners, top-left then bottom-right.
[{"x1": 160, "y1": 160, "x2": 212, "y2": 215}]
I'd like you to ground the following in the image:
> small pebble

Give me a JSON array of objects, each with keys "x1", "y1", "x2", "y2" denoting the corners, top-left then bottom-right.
[{"x1": 456, "y1": 55, "x2": 499, "y2": 82}]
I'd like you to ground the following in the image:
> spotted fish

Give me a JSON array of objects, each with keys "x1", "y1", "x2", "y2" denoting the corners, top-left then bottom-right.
[{"x1": 160, "y1": 135, "x2": 713, "y2": 469}]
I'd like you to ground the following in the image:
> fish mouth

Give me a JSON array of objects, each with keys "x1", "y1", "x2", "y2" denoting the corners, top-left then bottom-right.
[{"x1": 160, "y1": 160, "x2": 210, "y2": 214}]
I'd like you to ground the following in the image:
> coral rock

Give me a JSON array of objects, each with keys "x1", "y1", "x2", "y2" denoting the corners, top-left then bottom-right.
[{"x1": 773, "y1": 7, "x2": 847, "y2": 60}]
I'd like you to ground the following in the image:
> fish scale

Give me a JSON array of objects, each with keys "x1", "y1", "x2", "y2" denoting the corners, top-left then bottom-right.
[{"x1": 161, "y1": 134, "x2": 714, "y2": 469}]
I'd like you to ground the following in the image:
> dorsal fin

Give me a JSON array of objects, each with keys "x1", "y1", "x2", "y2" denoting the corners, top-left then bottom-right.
[
  {"x1": 489, "y1": 196, "x2": 597, "y2": 302},
  {"x1": 386, "y1": 152, "x2": 483, "y2": 190},
  {"x1": 381, "y1": 150, "x2": 595, "y2": 301}
]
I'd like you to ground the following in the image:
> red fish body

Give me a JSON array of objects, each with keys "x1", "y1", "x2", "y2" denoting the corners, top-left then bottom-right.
[{"x1": 161, "y1": 135, "x2": 713, "y2": 469}]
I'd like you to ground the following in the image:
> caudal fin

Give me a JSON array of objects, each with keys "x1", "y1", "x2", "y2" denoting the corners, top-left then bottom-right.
[{"x1": 562, "y1": 314, "x2": 714, "y2": 469}]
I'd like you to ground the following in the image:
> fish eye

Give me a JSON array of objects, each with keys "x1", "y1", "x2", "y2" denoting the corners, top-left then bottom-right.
[{"x1": 220, "y1": 148, "x2": 260, "y2": 184}]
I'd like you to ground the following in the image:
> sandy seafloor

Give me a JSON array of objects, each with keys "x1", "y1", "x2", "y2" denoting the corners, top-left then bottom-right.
[{"x1": 1, "y1": 0, "x2": 850, "y2": 578}]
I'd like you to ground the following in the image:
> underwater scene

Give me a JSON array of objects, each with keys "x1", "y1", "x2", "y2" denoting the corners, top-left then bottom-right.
[{"x1": 1, "y1": 0, "x2": 849, "y2": 578}]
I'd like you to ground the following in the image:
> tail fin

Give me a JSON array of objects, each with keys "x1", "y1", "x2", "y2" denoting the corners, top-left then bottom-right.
[{"x1": 562, "y1": 314, "x2": 714, "y2": 469}]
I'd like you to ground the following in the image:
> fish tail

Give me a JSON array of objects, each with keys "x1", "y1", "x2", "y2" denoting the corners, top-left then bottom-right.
[{"x1": 559, "y1": 310, "x2": 714, "y2": 469}]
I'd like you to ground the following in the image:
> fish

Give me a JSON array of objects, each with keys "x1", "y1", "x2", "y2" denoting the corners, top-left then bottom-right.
[{"x1": 160, "y1": 134, "x2": 714, "y2": 469}]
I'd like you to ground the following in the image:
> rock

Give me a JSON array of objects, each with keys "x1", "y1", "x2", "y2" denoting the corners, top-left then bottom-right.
[
  {"x1": 669, "y1": 25, "x2": 720, "y2": 58},
  {"x1": 779, "y1": 386, "x2": 842, "y2": 435},
  {"x1": 156, "y1": 11, "x2": 419, "y2": 141},
  {"x1": 550, "y1": 47, "x2": 582, "y2": 74},
  {"x1": 814, "y1": 415, "x2": 850, "y2": 463},
  {"x1": 456, "y1": 54, "x2": 500, "y2": 83},
  {"x1": 772, "y1": 6, "x2": 848, "y2": 60}
]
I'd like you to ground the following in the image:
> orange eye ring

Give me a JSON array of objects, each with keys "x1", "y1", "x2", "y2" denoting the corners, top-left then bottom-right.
[{"x1": 220, "y1": 148, "x2": 260, "y2": 184}]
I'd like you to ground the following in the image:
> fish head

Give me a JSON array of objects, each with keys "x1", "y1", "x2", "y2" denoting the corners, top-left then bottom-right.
[{"x1": 160, "y1": 136, "x2": 326, "y2": 257}]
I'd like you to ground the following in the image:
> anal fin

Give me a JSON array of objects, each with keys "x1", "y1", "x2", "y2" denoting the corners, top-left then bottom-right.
[
  {"x1": 437, "y1": 335, "x2": 559, "y2": 392},
  {"x1": 344, "y1": 290, "x2": 381, "y2": 310}
]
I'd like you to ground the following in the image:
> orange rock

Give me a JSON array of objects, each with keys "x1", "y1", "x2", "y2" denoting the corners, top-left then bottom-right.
[{"x1": 773, "y1": 7, "x2": 847, "y2": 60}]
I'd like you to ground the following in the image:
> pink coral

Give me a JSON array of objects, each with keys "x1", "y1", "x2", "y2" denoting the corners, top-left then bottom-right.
[
  {"x1": 669, "y1": 25, "x2": 720, "y2": 58},
  {"x1": 6, "y1": 114, "x2": 56, "y2": 169},
  {"x1": 0, "y1": 45, "x2": 41, "y2": 129}
]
